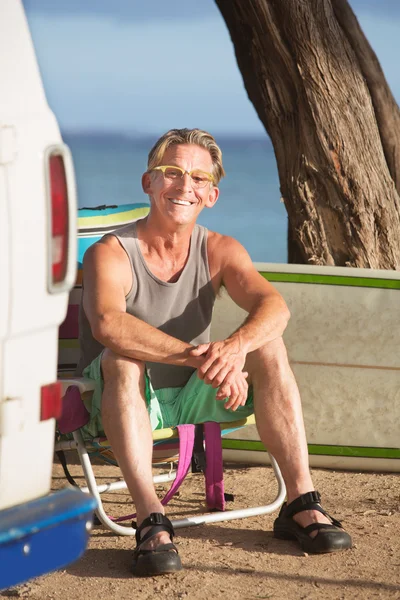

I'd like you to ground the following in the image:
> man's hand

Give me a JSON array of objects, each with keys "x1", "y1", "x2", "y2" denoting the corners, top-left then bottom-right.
[
  {"x1": 190, "y1": 338, "x2": 249, "y2": 411},
  {"x1": 216, "y1": 370, "x2": 249, "y2": 411}
]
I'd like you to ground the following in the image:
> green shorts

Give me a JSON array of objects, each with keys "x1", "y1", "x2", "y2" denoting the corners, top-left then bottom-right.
[{"x1": 81, "y1": 352, "x2": 254, "y2": 438}]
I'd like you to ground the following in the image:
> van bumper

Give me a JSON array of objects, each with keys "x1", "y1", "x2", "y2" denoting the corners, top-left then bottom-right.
[{"x1": 0, "y1": 487, "x2": 96, "y2": 590}]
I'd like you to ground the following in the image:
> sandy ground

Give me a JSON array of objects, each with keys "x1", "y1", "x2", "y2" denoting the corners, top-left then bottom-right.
[{"x1": 2, "y1": 460, "x2": 400, "y2": 600}]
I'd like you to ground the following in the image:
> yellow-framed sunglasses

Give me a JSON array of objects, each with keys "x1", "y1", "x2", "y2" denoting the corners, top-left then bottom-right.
[{"x1": 151, "y1": 165, "x2": 214, "y2": 188}]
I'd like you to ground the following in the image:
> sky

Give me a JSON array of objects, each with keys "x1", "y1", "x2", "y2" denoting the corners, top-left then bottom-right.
[{"x1": 22, "y1": 0, "x2": 400, "y2": 137}]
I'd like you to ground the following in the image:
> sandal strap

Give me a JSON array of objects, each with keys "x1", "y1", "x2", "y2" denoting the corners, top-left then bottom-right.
[
  {"x1": 284, "y1": 491, "x2": 343, "y2": 528},
  {"x1": 133, "y1": 542, "x2": 178, "y2": 559},
  {"x1": 135, "y1": 512, "x2": 175, "y2": 546},
  {"x1": 302, "y1": 522, "x2": 343, "y2": 535},
  {"x1": 284, "y1": 491, "x2": 322, "y2": 517}
]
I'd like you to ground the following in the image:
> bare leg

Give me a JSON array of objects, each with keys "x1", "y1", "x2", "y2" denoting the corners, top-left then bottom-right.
[
  {"x1": 245, "y1": 337, "x2": 332, "y2": 531},
  {"x1": 101, "y1": 349, "x2": 170, "y2": 548}
]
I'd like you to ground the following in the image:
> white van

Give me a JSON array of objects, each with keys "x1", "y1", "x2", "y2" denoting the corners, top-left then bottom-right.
[{"x1": 0, "y1": 0, "x2": 95, "y2": 589}]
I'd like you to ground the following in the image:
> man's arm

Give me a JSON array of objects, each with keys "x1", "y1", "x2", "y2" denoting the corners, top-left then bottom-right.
[
  {"x1": 83, "y1": 237, "x2": 200, "y2": 368},
  {"x1": 220, "y1": 237, "x2": 290, "y2": 351},
  {"x1": 191, "y1": 236, "x2": 290, "y2": 407}
]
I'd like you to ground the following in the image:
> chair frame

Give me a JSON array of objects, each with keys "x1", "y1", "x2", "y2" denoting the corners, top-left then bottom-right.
[{"x1": 55, "y1": 379, "x2": 286, "y2": 537}]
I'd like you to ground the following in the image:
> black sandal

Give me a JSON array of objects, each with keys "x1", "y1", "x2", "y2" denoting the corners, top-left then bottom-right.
[
  {"x1": 132, "y1": 513, "x2": 182, "y2": 576},
  {"x1": 273, "y1": 491, "x2": 352, "y2": 553}
]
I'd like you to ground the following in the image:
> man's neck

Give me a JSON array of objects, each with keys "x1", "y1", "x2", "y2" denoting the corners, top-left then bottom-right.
[{"x1": 137, "y1": 214, "x2": 195, "y2": 258}]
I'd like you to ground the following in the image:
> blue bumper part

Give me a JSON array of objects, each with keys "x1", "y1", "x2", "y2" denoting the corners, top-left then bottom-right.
[{"x1": 0, "y1": 488, "x2": 96, "y2": 590}]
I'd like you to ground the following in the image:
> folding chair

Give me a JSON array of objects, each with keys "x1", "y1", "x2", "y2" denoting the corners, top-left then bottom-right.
[{"x1": 55, "y1": 204, "x2": 286, "y2": 536}]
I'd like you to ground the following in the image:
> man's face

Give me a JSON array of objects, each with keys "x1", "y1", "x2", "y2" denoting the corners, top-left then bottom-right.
[{"x1": 142, "y1": 144, "x2": 219, "y2": 226}]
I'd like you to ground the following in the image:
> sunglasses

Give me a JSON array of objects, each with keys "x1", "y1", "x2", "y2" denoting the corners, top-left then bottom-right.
[{"x1": 151, "y1": 165, "x2": 214, "y2": 189}]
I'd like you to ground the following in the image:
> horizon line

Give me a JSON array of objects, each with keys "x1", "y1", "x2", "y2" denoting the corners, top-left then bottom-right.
[{"x1": 61, "y1": 128, "x2": 271, "y2": 141}]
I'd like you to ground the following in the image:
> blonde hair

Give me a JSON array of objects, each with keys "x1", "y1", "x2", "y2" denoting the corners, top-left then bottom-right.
[{"x1": 147, "y1": 128, "x2": 225, "y2": 184}]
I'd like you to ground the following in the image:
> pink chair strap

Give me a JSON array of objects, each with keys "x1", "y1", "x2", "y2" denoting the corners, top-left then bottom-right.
[
  {"x1": 204, "y1": 422, "x2": 225, "y2": 511},
  {"x1": 113, "y1": 424, "x2": 195, "y2": 523},
  {"x1": 161, "y1": 424, "x2": 195, "y2": 505},
  {"x1": 109, "y1": 423, "x2": 227, "y2": 523}
]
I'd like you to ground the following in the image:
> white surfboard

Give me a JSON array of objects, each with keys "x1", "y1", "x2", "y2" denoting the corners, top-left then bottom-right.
[{"x1": 212, "y1": 263, "x2": 400, "y2": 472}]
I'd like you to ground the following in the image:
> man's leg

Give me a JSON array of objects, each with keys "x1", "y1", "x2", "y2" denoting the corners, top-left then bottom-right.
[
  {"x1": 245, "y1": 337, "x2": 339, "y2": 532},
  {"x1": 100, "y1": 349, "x2": 171, "y2": 551}
]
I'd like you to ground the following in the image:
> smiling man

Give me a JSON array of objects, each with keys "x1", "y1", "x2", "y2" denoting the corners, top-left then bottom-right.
[{"x1": 78, "y1": 128, "x2": 352, "y2": 577}]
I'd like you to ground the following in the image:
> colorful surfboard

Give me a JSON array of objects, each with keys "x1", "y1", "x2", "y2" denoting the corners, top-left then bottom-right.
[{"x1": 77, "y1": 203, "x2": 150, "y2": 267}]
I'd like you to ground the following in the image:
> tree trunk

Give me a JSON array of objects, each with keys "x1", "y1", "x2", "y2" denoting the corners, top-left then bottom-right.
[
  {"x1": 215, "y1": 0, "x2": 400, "y2": 268},
  {"x1": 332, "y1": 0, "x2": 400, "y2": 192}
]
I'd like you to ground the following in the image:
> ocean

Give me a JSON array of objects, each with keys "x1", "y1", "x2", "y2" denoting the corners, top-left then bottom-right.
[{"x1": 64, "y1": 133, "x2": 288, "y2": 263}]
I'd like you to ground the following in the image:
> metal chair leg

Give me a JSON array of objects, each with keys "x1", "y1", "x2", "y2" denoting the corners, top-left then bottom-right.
[
  {"x1": 172, "y1": 453, "x2": 286, "y2": 529},
  {"x1": 72, "y1": 429, "x2": 178, "y2": 536},
  {"x1": 67, "y1": 429, "x2": 285, "y2": 535}
]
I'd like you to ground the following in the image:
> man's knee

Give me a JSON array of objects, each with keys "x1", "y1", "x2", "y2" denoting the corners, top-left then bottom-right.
[
  {"x1": 246, "y1": 337, "x2": 289, "y2": 374},
  {"x1": 101, "y1": 349, "x2": 145, "y2": 387}
]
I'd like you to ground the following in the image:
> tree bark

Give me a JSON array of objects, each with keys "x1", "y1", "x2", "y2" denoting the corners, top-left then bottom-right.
[
  {"x1": 332, "y1": 0, "x2": 400, "y2": 192},
  {"x1": 215, "y1": 0, "x2": 400, "y2": 268}
]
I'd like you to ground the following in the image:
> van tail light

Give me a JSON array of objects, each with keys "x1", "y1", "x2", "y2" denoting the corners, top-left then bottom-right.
[
  {"x1": 40, "y1": 382, "x2": 62, "y2": 421},
  {"x1": 49, "y1": 154, "x2": 69, "y2": 284},
  {"x1": 45, "y1": 144, "x2": 77, "y2": 293}
]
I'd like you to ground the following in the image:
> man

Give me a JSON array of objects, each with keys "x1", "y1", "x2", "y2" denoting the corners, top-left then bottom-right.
[{"x1": 79, "y1": 128, "x2": 352, "y2": 577}]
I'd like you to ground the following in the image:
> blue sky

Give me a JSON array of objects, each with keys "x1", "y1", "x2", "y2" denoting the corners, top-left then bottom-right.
[{"x1": 23, "y1": 0, "x2": 400, "y2": 136}]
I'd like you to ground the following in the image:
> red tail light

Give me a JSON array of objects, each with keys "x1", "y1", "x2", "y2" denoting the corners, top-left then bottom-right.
[
  {"x1": 49, "y1": 153, "x2": 69, "y2": 285},
  {"x1": 41, "y1": 382, "x2": 62, "y2": 421}
]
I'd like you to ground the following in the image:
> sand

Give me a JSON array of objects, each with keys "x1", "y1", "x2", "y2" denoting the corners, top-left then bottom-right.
[{"x1": 2, "y1": 460, "x2": 400, "y2": 600}]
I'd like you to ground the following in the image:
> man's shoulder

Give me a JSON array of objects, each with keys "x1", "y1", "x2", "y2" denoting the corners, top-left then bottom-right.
[
  {"x1": 83, "y1": 234, "x2": 128, "y2": 270},
  {"x1": 82, "y1": 235, "x2": 132, "y2": 293},
  {"x1": 207, "y1": 231, "x2": 248, "y2": 278},
  {"x1": 207, "y1": 230, "x2": 245, "y2": 256}
]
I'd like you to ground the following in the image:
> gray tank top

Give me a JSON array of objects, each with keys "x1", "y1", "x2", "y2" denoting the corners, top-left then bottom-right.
[{"x1": 77, "y1": 222, "x2": 216, "y2": 389}]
